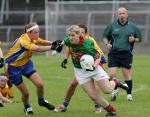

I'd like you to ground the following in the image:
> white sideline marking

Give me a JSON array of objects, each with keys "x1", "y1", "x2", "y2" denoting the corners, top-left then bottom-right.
[{"x1": 119, "y1": 84, "x2": 147, "y2": 96}]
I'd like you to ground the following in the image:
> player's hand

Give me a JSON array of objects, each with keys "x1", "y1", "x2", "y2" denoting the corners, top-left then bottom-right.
[
  {"x1": 129, "y1": 35, "x2": 135, "y2": 43},
  {"x1": 0, "y1": 57, "x2": 4, "y2": 68},
  {"x1": 100, "y1": 55, "x2": 107, "y2": 64},
  {"x1": 51, "y1": 44, "x2": 63, "y2": 53},
  {"x1": 51, "y1": 40, "x2": 63, "y2": 53},
  {"x1": 105, "y1": 43, "x2": 112, "y2": 50},
  {"x1": 52, "y1": 40, "x2": 62, "y2": 46},
  {"x1": 61, "y1": 59, "x2": 67, "y2": 68},
  {"x1": 55, "y1": 44, "x2": 63, "y2": 53},
  {"x1": 86, "y1": 66, "x2": 95, "y2": 71}
]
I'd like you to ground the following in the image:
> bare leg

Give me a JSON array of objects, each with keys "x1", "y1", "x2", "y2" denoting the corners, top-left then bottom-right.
[
  {"x1": 17, "y1": 83, "x2": 29, "y2": 105},
  {"x1": 29, "y1": 72, "x2": 55, "y2": 110},
  {"x1": 122, "y1": 68, "x2": 131, "y2": 81},
  {"x1": 64, "y1": 75, "x2": 78, "y2": 101},
  {"x1": 108, "y1": 67, "x2": 118, "y2": 79},
  {"x1": 81, "y1": 80, "x2": 116, "y2": 116},
  {"x1": 29, "y1": 72, "x2": 44, "y2": 97},
  {"x1": 81, "y1": 80, "x2": 109, "y2": 108},
  {"x1": 53, "y1": 75, "x2": 78, "y2": 112},
  {"x1": 96, "y1": 78, "x2": 116, "y2": 94},
  {"x1": 17, "y1": 82, "x2": 33, "y2": 114}
]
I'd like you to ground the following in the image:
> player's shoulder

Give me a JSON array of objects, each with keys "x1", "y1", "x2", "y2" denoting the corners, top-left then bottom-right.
[
  {"x1": 20, "y1": 34, "x2": 28, "y2": 42},
  {"x1": 84, "y1": 38, "x2": 94, "y2": 45},
  {"x1": 128, "y1": 20, "x2": 137, "y2": 27},
  {"x1": 85, "y1": 35, "x2": 94, "y2": 41},
  {"x1": 84, "y1": 37, "x2": 93, "y2": 42},
  {"x1": 105, "y1": 21, "x2": 116, "y2": 29},
  {"x1": 64, "y1": 35, "x2": 69, "y2": 40},
  {"x1": 109, "y1": 20, "x2": 118, "y2": 26},
  {"x1": 20, "y1": 34, "x2": 33, "y2": 44},
  {"x1": 63, "y1": 35, "x2": 71, "y2": 46}
]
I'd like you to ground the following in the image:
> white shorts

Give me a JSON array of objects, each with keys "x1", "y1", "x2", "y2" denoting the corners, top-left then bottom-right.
[{"x1": 74, "y1": 65, "x2": 110, "y2": 85}]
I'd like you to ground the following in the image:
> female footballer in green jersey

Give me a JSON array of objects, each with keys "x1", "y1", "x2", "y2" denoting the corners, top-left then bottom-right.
[
  {"x1": 54, "y1": 24, "x2": 105, "y2": 113},
  {"x1": 55, "y1": 25, "x2": 129, "y2": 116}
]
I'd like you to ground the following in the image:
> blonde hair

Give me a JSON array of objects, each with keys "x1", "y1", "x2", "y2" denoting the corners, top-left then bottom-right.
[{"x1": 66, "y1": 25, "x2": 81, "y2": 35}]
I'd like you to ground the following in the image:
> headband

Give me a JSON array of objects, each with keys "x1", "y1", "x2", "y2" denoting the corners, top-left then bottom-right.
[{"x1": 27, "y1": 25, "x2": 39, "y2": 32}]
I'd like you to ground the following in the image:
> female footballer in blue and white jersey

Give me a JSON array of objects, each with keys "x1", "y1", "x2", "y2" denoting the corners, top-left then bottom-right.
[{"x1": 5, "y1": 23, "x2": 56, "y2": 114}]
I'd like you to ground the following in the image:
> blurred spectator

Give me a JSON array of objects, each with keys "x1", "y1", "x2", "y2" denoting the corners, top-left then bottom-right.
[{"x1": 0, "y1": 73, "x2": 14, "y2": 107}]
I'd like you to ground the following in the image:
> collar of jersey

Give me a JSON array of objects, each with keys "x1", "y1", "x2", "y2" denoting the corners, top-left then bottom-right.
[
  {"x1": 25, "y1": 33, "x2": 31, "y2": 41},
  {"x1": 117, "y1": 19, "x2": 129, "y2": 26}
]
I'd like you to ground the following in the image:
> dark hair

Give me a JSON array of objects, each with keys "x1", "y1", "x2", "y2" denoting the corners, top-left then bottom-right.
[
  {"x1": 78, "y1": 24, "x2": 88, "y2": 34},
  {"x1": 24, "y1": 22, "x2": 38, "y2": 33}
]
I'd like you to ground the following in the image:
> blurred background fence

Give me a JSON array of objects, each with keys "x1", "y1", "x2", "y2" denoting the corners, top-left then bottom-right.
[{"x1": 0, "y1": 0, "x2": 150, "y2": 54}]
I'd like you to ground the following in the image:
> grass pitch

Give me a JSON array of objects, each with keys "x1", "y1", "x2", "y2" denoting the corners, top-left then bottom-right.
[{"x1": 1, "y1": 55, "x2": 150, "y2": 117}]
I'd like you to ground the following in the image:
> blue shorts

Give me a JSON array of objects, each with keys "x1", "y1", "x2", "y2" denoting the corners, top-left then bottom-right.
[
  {"x1": 8, "y1": 60, "x2": 36, "y2": 86},
  {"x1": 108, "y1": 51, "x2": 133, "y2": 69}
]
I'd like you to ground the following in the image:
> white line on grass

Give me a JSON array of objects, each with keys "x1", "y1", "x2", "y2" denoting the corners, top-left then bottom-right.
[{"x1": 119, "y1": 84, "x2": 148, "y2": 96}]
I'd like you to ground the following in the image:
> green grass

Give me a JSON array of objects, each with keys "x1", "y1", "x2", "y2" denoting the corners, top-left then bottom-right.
[{"x1": 1, "y1": 55, "x2": 150, "y2": 117}]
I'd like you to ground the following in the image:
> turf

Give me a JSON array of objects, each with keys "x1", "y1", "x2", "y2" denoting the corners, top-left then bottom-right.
[{"x1": 1, "y1": 54, "x2": 150, "y2": 117}]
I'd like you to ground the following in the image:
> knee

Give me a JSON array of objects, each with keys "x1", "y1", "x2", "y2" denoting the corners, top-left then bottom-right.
[
  {"x1": 103, "y1": 89, "x2": 112, "y2": 94},
  {"x1": 101, "y1": 87, "x2": 112, "y2": 94},
  {"x1": 70, "y1": 80, "x2": 78, "y2": 87},
  {"x1": 36, "y1": 81, "x2": 44, "y2": 89},
  {"x1": 23, "y1": 92, "x2": 29, "y2": 98},
  {"x1": 109, "y1": 73, "x2": 116, "y2": 79},
  {"x1": 90, "y1": 95, "x2": 99, "y2": 102}
]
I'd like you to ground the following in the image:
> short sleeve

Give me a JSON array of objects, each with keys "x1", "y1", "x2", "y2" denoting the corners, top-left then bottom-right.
[
  {"x1": 134, "y1": 26, "x2": 142, "y2": 42},
  {"x1": 34, "y1": 38, "x2": 46, "y2": 45},
  {"x1": 102, "y1": 24, "x2": 112, "y2": 41}
]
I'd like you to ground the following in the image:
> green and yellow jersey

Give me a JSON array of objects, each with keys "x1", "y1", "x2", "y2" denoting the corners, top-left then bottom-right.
[
  {"x1": 85, "y1": 34, "x2": 104, "y2": 56},
  {"x1": 64, "y1": 36, "x2": 100, "y2": 69}
]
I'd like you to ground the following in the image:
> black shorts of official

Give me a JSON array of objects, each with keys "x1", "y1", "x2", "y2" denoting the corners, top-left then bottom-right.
[{"x1": 108, "y1": 51, "x2": 133, "y2": 69}]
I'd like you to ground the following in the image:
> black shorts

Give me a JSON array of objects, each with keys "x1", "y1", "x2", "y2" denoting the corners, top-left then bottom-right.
[{"x1": 108, "y1": 51, "x2": 133, "y2": 69}]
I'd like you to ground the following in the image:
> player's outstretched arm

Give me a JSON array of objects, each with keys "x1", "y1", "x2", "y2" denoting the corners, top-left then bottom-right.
[{"x1": 31, "y1": 45, "x2": 52, "y2": 52}]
